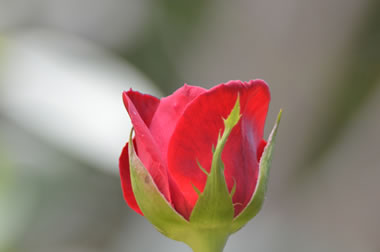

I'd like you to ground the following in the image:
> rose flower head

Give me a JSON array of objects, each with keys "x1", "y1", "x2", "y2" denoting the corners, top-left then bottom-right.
[{"x1": 119, "y1": 80, "x2": 281, "y2": 252}]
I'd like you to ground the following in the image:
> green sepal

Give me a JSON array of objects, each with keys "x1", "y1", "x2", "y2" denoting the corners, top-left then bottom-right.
[
  {"x1": 128, "y1": 130, "x2": 190, "y2": 241},
  {"x1": 231, "y1": 109, "x2": 282, "y2": 233},
  {"x1": 186, "y1": 96, "x2": 241, "y2": 251}
]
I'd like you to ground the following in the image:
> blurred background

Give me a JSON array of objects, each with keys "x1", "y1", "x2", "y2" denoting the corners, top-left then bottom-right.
[{"x1": 0, "y1": 0, "x2": 379, "y2": 251}]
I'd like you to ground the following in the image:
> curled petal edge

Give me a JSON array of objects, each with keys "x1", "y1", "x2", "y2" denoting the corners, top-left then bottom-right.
[{"x1": 231, "y1": 109, "x2": 282, "y2": 233}]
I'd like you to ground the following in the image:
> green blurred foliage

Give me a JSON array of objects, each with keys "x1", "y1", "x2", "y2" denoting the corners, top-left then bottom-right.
[
  {"x1": 295, "y1": 0, "x2": 380, "y2": 180},
  {"x1": 0, "y1": 147, "x2": 11, "y2": 196},
  {"x1": 120, "y1": 0, "x2": 211, "y2": 94},
  {"x1": 0, "y1": 145, "x2": 17, "y2": 251}
]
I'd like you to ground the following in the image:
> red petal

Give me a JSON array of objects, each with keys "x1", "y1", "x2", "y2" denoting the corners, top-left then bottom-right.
[
  {"x1": 168, "y1": 176, "x2": 192, "y2": 219},
  {"x1": 124, "y1": 90, "x2": 160, "y2": 127},
  {"x1": 257, "y1": 139, "x2": 267, "y2": 162},
  {"x1": 149, "y1": 84, "x2": 206, "y2": 164},
  {"x1": 119, "y1": 142, "x2": 143, "y2": 215},
  {"x1": 167, "y1": 80, "x2": 270, "y2": 215},
  {"x1": 123, "y1": 92, "x2": 171, "y2": 203},
  {"x1": 148, "y1": 85, "x2": 206, "y2": 218}
]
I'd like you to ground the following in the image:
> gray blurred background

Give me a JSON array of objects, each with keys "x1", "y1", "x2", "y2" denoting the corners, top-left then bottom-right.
[{"x1": 0, "y1": 0, "x2": 379, "y2": 251}]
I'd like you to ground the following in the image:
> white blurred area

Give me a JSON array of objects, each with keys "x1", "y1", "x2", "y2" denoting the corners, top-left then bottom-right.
[
  {"x1": 0, "y1": 29, "x2": 163, "y2": 252},
  {"x1": 0, "y1": 29, "x2": 162, "y2": 173},
  {"x1": 0, "y1": 0, "x2": 148, "y2": 50}
]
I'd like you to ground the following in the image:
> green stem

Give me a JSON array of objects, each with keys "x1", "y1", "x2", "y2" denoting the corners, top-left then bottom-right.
[{"x1": 186, "y1": 230, "x2": 229, "y2": 252}]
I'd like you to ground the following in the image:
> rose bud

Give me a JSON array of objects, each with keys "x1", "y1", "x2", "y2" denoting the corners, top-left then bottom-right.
[{"x1": 119, "y1": 80, "x2": 281, "y2": 252}]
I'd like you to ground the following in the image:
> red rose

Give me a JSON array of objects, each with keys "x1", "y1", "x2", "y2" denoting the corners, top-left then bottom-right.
[{"x1": 119, "y1": 80, "x2": 270, "y2": 220}]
